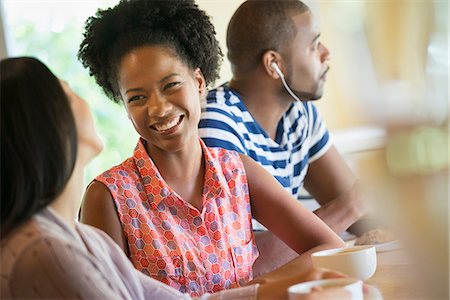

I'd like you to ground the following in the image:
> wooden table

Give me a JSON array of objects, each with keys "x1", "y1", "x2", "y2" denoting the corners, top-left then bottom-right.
[{"x1": 366, "y1": 249, "x2": 426, "y2": 299}]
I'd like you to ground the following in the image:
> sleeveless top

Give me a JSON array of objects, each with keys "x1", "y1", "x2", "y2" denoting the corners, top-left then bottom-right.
[{"x1": 95, "y1": 138, "x2": 258, "y2": 297}]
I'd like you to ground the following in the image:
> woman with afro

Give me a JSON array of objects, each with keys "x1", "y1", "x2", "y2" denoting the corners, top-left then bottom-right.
[{"x1": 78, "y1": 0, "x2": 344, "y2": 297}]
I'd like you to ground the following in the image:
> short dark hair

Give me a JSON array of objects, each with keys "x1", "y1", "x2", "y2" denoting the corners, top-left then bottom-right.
[
  {"x1": 1, "y1": 57, "x2": 77, "y2": 237},
  {"x1": 227, "y1": 0, "x2": 309, "y2": 72},
  {"x1": 78, "y1": 0, "x2": 223, "y2": 103}
]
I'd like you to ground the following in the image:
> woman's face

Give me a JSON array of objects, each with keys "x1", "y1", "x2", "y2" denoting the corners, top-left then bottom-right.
[
  {"x1": 60, "y1": 81, "x2": 103, "y2": 161},
  {"x1": 117, "y1": 45, "x2": 206, "y2": 154}
]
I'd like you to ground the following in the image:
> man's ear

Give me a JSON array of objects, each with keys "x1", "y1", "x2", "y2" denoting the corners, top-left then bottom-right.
[
  {"x1": 194, "y1": 68, "x2": 207, "y2": 97},
  {"x1": 262, "y1": 50, "x2": 283, "y2": 79}
]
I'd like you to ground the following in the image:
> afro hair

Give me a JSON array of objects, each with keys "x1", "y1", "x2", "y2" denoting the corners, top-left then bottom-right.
[{"x1": 78, "y1": 0, "x2": 223, "y2": 103}]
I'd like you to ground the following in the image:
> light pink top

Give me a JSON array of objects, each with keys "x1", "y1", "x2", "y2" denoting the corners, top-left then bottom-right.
[{"x1": 0, "y1": 208, "x2": 258, "y2": 299}]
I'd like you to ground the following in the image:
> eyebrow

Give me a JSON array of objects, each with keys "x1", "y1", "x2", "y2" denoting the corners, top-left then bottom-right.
[
  {"x1": 159, "y1": 73, "x2": 180, "y2": 83},
  {"x1": 312, "y1": 33, "x2": 321, "y2": 44},
  {"x1": 125, "y1": 73, "x2": 181, "y2": 94}
]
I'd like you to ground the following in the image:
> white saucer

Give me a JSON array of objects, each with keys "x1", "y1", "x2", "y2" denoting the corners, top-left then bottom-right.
[
  {"x1": 345, "y1": 239, "x2": 402, "y2": 253},
  {"x1": 365, "y1": 285, "x2": 383, "y2": 299},
  {"x1": 374, "y1": 240, "x2": 402, "y2": 252}
]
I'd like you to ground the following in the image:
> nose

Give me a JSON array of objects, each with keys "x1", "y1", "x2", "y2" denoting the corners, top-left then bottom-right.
[
  {"x1": 320, "y1": 44, "x2": 331, "y2": 62},
  {"x1": 147, "y1": 92, "x2": 173, "y2": 117}
]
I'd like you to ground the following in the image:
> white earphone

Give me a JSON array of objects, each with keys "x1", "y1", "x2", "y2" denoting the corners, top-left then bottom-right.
[
  {"x1": 271, "y1": 62, "x2": 301, "y2": 102},
  {"x1": 271, "y1": 62, "x2": 284, "y2": 78}
]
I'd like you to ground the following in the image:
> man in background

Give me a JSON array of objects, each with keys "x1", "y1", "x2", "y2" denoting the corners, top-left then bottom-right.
[{"x1": 199, "y1": 0, "x2": 370, "y2": 275}]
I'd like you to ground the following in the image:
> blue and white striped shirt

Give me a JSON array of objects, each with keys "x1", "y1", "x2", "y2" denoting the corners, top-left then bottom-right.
[{"x1": 199, "y1": 85, "x2": 332, "y2": 202}]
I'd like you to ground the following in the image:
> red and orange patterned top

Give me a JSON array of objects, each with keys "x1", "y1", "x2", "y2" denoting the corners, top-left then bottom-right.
[{"x1": 95, "y1": 138, "x2": 258, "y2": 297}]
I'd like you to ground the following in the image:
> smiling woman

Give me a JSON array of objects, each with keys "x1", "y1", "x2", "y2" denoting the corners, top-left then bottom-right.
[
  {"x1": 117, "y1": 46, "x2": 205, "y2": 157},
  {"x1": 77, "y1": 0, "x2": 343, "y2": 297}
]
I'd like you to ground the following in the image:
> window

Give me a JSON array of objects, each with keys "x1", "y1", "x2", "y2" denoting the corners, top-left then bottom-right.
[{"x1": 2, "y1": 0, "x2": 138, "y2": 183}]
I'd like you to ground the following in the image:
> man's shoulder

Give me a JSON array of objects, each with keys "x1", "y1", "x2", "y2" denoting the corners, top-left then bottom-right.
[
  {"x1": 201, "y1": 85, "x2": 248, "y2": 127},
  {"x1": 282, "y1": 101, "x2": 321, "y2": 129},
  {"x1": 206, "y1": 84, "x2": 242, "y2": 106}
]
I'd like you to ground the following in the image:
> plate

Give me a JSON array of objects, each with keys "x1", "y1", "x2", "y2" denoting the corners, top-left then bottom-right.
[
  {"x1": 365, "y1": 285, "x2": 383, "y2": 299},
  {"x1": 345, "y1": 239, "x2": 402, "y2": 253},
  {"x1": 373, "y1": 240, "x2": 402, "y2": 252}
]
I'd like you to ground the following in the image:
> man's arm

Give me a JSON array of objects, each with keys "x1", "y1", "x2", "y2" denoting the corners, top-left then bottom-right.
[
  {"x1": 304, "y1": 146, "x2": 369, "y2": 234},
  {"x1": 241, "y1": 153, "x2": 344, "y2": 256}
]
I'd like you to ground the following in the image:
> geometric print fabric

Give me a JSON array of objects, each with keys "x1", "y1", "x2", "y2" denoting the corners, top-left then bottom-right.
[{"x1": 95, "y1": 138, "x2": 258, "y2": 297}]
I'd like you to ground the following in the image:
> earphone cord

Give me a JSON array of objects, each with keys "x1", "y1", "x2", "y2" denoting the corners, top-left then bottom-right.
[
  {"x1": 277, "y1": 70, "x2": 308, "y2": 154},
  {"x1": 279, "y1": 74, "x2": 301, "y2": 102},
  {"x1": 278, "y1": 74, "x2": 296, "y2": 184},
  {"x1": 274, "y1": 65, "x2": 311, "y2": 186}
]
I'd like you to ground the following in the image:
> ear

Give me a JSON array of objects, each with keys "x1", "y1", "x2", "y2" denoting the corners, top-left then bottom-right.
[
  {"x1": 194, "y1": 68, "x2": 207, "y2": 98},
  {"x1": 262, "y1": 50, "x2": 283, "y2": 79}
]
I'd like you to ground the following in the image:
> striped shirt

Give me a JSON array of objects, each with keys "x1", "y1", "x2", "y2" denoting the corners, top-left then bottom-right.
[{"x1": 199, "y1": 85, "x2": 332, "y2": 204}]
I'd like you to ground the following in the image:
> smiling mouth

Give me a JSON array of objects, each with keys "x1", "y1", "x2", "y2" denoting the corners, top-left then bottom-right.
[{"x1": 151, "y1": 115, "x2": 184, "y2": 133}]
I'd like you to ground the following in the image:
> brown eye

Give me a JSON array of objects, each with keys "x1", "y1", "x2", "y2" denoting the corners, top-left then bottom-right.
[
  {"x1": 163, "y1": 82, "x2": 181, "y2": 90},
  {"x1": 128, "y1": 95, "x2": 146, "y2": 103}
]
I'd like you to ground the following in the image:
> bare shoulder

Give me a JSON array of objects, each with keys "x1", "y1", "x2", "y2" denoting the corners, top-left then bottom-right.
[
  {"x1": 84, "y1": 180, "x2": 113, "y2": 201},
  {"x1": 81, "y1": 181, "x2": 116, "y2": 221},
  {"x1": 80, "y1": 181, "x2": 127, "y2": 253}
]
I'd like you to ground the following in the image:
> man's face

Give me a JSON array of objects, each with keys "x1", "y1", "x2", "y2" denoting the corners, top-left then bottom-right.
[{"x1": 284, "y1": 10, "x2": 330, "y2": 101}]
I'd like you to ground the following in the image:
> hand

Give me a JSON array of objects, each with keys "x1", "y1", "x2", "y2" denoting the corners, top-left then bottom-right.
[{"x1": 256, "y1": 267, "x2": 348, "y2": 300}]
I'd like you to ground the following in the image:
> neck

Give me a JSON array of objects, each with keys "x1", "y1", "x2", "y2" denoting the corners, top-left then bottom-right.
[
  {"x1": 229, "y1": 71, "x2": 292, "y2": 140},
  {"x1": 49, "y1": 158, "x2": 86, "y2": 229},
  {"x1": 147, "y1": 138, "x2": 205, "y2": 209},
  {"x1": 148, "y1": 137, "x2": 203, "y2": 181}
]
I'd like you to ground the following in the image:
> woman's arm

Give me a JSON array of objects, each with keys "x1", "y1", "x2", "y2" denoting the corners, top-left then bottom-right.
[
  {"x1": 241, "y1": 153, "x2": 344, "y2": 253},
  {"x1": 80, "y1": 181, "x2": 129, "y2": 255}
]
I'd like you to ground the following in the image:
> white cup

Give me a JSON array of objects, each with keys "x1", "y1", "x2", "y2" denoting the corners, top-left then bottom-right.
[
  {"x1": 288, "y1": 278, "x2": 363, "y2": 300},
  {"x1": 311, "y1": 245, "x2": 377, "y2": 280}
]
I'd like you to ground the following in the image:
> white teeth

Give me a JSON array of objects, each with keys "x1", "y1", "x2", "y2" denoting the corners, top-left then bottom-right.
[{"x1": 153, "y1": 116, "x2": 181, "y2": 131}]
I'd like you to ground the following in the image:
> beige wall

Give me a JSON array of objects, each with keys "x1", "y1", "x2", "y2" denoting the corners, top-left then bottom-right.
[{"x1": 198, "y1": 0, "x2": 244, "y2": 85}]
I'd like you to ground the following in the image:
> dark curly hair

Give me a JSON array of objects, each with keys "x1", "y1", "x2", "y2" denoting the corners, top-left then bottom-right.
[{"x1": 78, "y1": 0, "x2": 223, "y2": 103}]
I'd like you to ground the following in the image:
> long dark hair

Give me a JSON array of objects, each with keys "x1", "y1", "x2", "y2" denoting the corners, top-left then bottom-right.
[{"x1": 1, "y1": 57, "x2": 78, "y2": 237}]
